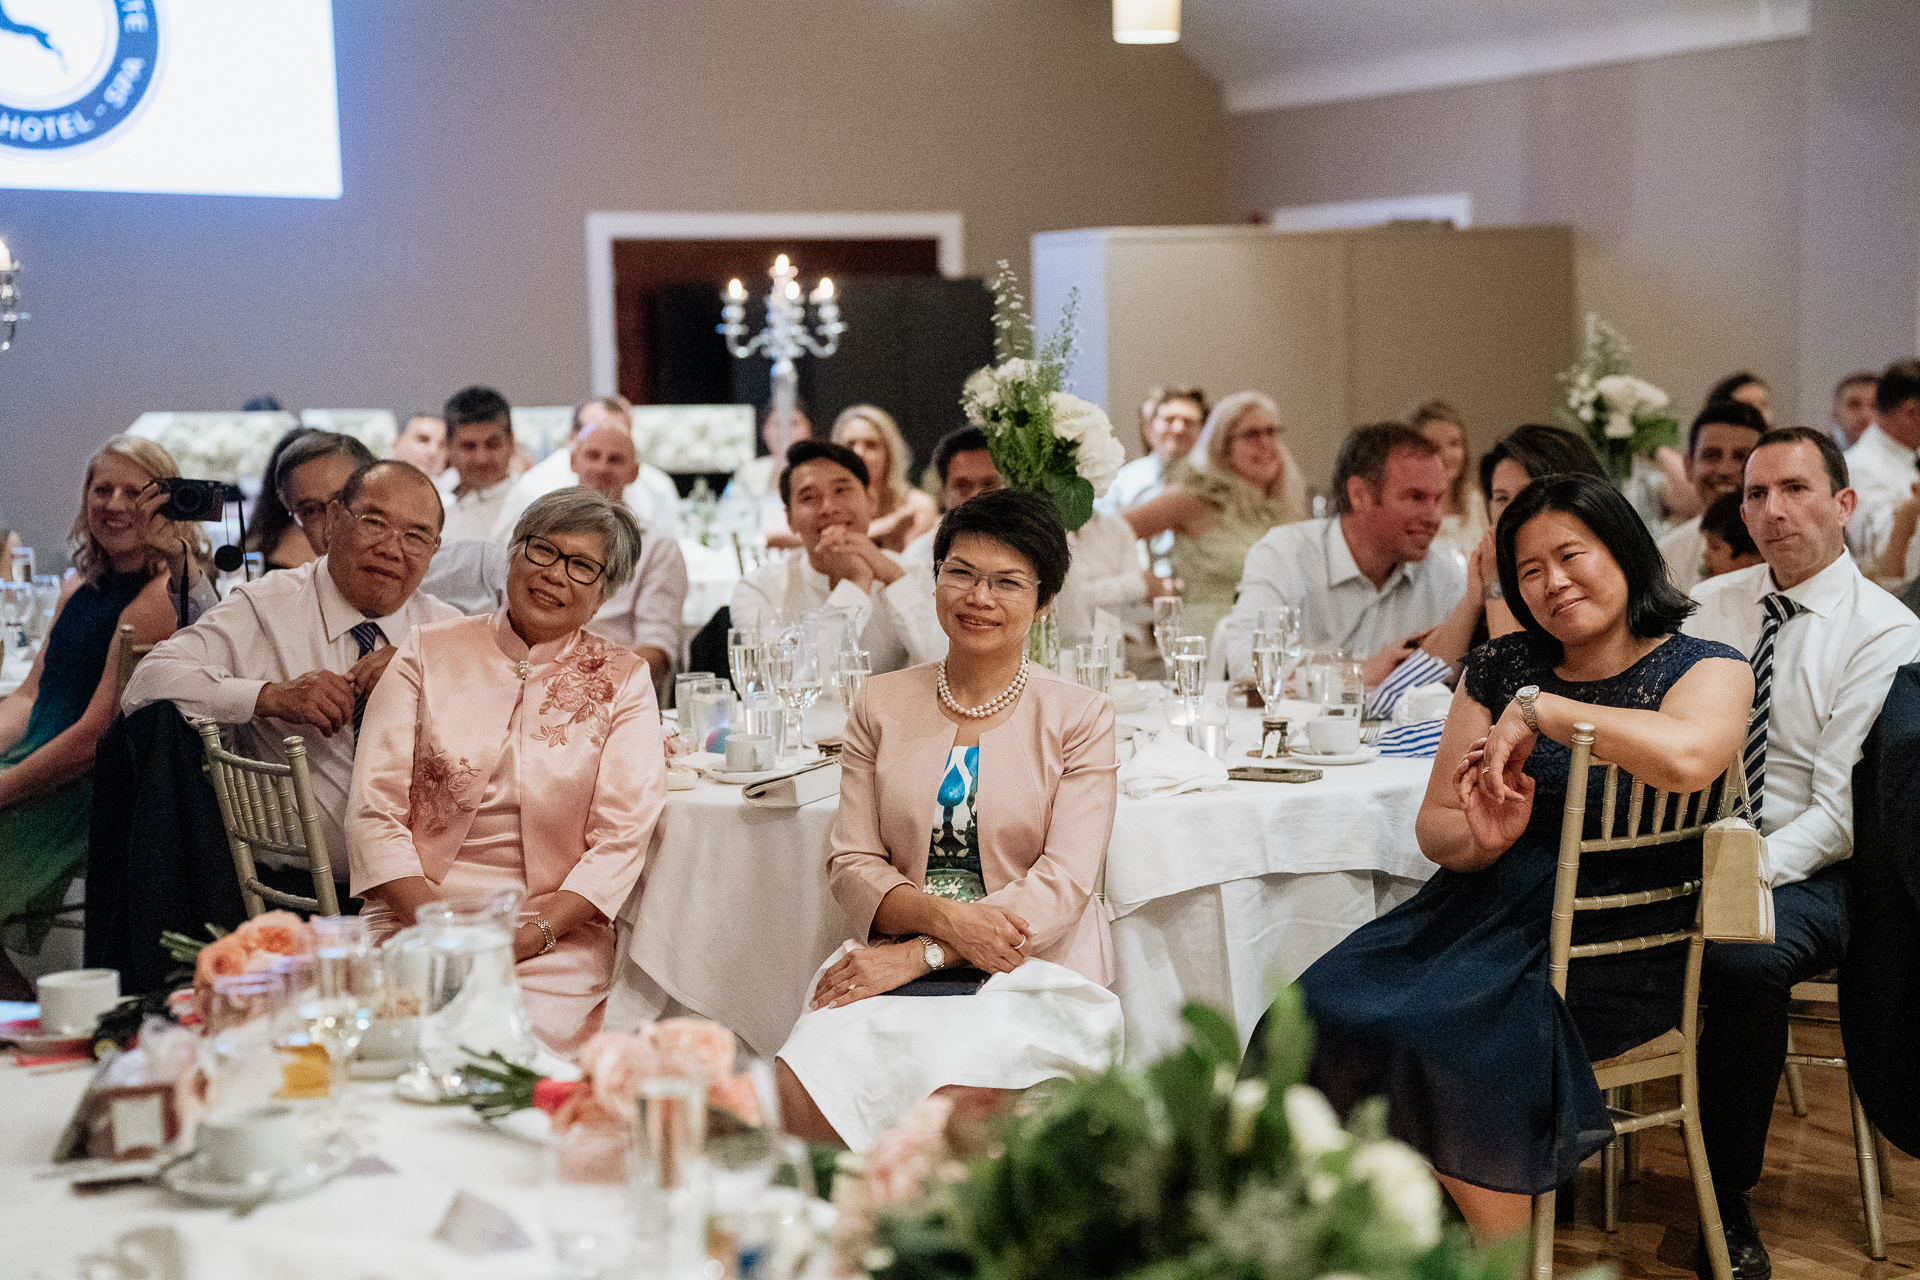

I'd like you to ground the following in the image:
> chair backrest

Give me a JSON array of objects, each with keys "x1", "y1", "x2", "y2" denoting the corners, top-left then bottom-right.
[
  {"x1": 113, "y1": 623, "x2": 156, "y2": 702},
  {"x1": 1549, "y1": 721, "x2": 1745, "y2": 1035},
  {"x1": 193, "y1": 719, "x2": 340, "y2": 918}
]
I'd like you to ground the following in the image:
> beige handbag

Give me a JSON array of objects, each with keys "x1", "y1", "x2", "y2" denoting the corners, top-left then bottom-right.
[{"x1": 1700, "y1": 780, "x2": 1776, "y2": 943}]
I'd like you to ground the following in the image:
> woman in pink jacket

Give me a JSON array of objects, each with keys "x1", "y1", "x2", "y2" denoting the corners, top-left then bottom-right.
[
  {"x1": 776, "y1": 489, "x2": 1122, "y2": 1150},
  {"x1": 349, "y1": 489, "x2": 666, "y2": 1055}
]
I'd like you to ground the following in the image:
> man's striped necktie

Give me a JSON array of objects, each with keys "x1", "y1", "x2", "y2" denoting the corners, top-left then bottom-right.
[{"x1": 1741, "y1": 592, "x2": 1803, "y2": 821}]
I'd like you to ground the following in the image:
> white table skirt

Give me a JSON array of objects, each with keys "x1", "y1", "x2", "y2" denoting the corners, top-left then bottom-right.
[{"x1": 610, "y1": 735, "x2": 1437, "y2": 1063}]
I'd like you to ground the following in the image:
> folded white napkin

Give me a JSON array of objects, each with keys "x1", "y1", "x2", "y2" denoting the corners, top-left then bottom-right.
[{"x1": 1117, "y1": 732, "x2": 1230, "y2": 800}]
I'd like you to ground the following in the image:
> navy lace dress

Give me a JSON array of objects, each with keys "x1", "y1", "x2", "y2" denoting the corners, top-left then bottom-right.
[{"x1": 1291, "y1": 631, "x2": 1745, "y2": 1195}]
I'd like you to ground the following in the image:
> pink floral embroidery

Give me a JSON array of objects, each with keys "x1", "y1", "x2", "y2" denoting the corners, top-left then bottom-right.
[
  {"x1": 408, "y1": 745, "x2": 480, "y2": 836},
  {"x1": 533, "y1": 633, "x2": 620, "y2": 748}
]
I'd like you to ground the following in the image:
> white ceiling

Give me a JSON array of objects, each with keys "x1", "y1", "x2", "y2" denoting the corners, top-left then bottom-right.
[{"x1": 1178, "y1": 0, "x2": 1808, "y2": 114}]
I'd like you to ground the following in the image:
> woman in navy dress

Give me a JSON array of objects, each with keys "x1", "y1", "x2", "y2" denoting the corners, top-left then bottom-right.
[{"x1": 1281, "y1": 474, "x2": 1752, "y2": 1241}]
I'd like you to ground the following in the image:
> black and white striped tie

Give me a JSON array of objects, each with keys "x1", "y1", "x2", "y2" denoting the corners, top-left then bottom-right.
[{"x1": 1741, "y1": 592, "x2": 1803, "y2": 821}]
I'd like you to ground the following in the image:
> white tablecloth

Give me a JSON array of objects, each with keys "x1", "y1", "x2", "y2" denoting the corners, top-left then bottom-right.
[
  {"x1": 0, "y1": 1057, "x2": 555, "y2": 1280},
  {"x1": 610, "y1": 698, "x2": 1438, "y2": 1064}
]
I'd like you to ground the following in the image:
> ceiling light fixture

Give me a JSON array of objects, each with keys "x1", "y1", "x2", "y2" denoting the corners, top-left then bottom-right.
[{"x1": 1113, "y1": 0, "x2": 1179, "y2": 44}]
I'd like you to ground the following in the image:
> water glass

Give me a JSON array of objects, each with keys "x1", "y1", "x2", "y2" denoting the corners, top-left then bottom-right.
[
  {"x1": 1189, "y1": 692, "x2": 1232, "y2": 760},
  {"x1": 1074, "y1": 643, "x2": 1111, "y2": 694},
  {"x1": 742, "y1": 691, "x2": 787, "y2": 757},
  {"x1": 26, "y1": 575, "x2": 57, "y2": 644},
  {"x1": 1170, "y1": 634, "x2": 1207, "y2": 699},
  {"x1": 304, "y1": 916, "x2": 381, "y2": 1133},
  {"x1": 836, "y1": 649, "x2": 871, "y2": 709},
  {"x1": 689, "y1": 678, "x2": 734, "y2": 754},
  {"x1": 674, "y1": 671, "x2": 715, "y2": 713},
  {"x1": 202, "y1": 972, "x2": 290, "y2": 1117},
  {"x1": 543, "y1": 1123, "x2": 635, "y2": 1280}
]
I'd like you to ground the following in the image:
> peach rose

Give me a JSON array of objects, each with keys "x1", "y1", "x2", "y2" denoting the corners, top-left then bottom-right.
[
  {"x1": 708, "y1": 1073, "x2": 763, "y2": 1127},
  {"x1": 234, "y1": 911, "x2": 312, "y2": 959},
  {"x1": 650, "y1": 1019, "x2": 737, "y2": 1086},
  {"x1": 193, "y1": 933, "x2": 253, "y2": 987},
  {"x1": 866, "y1": 1095, "x2": 954, "y2": 1206}
]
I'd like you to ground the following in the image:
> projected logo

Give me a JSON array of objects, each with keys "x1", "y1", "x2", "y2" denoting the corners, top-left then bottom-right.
[{"x1": 0, "y1": 0, "x2": 159, "y2": 151}]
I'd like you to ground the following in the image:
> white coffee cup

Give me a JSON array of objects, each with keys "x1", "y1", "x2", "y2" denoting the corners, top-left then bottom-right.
[
  {"x1": 1306, "y1": 716, "x2": 1362, "y2": 756},
  {"x1": 36, "y1": 968, "x2": 119, "y2": 1035},
  {"x1": 197, "y1": 1104, "x2": 309, "y2": 1184},
  {"x1": 725, "y1": 733, "x2": 774, "y2": 772}
]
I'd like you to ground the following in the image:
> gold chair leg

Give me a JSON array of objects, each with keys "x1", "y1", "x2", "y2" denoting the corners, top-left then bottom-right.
[
  {"x1": 1782, "y1": 1026, "x2": 1808, "y2": 1118},
  {"x1": 1600, "y1": 1089, "x2": 1621, "y2": 1233},
  {"x1": 1532, "y1": 1188, "x2": 1557, "y2": 1280},
  {"x1": 1681, "y1": 1072, "x2": 1732, "y2": 1280},
  {"x1": 1848, "y1": 1079, "x2": 1888, "y2": 1260},
  {"x1": 1624, "y1": 1082, "x2": 1643, "y2": 1183}
]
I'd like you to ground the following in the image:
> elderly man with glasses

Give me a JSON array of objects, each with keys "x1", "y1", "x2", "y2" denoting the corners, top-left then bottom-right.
[{"x1": 124, "y1": 461, "x2": 462, "y2": 905}]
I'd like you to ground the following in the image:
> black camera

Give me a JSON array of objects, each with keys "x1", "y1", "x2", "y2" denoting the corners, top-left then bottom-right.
[{"x1": 157, "y1": 478, "x2": 237, "y2": 522}]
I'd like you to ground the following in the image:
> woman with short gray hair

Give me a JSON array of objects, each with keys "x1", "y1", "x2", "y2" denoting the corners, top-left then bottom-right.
[{"x1": 349, "y1": 487, "x2": 665, "y2": 1053}]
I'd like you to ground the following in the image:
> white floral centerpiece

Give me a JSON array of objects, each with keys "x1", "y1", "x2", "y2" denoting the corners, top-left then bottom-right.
[
  {"x1": 833, "y1": 988, "x2": 1520, "y2": 1280},
  {"x1": 960, "y1": 263, "x2": 1125, "y2": 533},
  {"x1": 1558, "y1": 314, "x2": 1680, "y2": 487}
]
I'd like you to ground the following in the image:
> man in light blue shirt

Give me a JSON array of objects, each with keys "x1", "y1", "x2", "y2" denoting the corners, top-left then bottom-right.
[{"x1": 1095, "y1": 386, "x2": 1207, "y2": 572}]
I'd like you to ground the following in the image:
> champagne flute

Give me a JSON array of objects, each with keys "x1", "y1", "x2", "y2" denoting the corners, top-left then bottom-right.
[
  {"x1": 727, "y1": 626, "x2": 762, "y2": 695},
  {"x1": 1170, "y1": 634, "x2": 1208, "y2": 700},
  {"x1": 1251, "y1": 629, "x2": 1287, "y2": 707},
  {"x1": 836, "y1": 648, "x2": 872, "y2": 710},
  {"x1": 1151, "y1": 596, "x2": 1184, "y2": 693}
]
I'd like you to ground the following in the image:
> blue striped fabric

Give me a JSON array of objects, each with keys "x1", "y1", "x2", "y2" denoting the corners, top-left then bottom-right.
[
  {"x1": 1367, "y1": 648, "x2": 1451, "y2": 720},
  {"x1": 1377, "y1": 717, "x2": 1446, "y2": 758}
]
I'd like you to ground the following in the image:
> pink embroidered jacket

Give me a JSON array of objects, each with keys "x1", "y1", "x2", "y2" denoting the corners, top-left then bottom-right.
[
  {"x1": 827, "y1": 662, "x2": 1119, "y2": 985},
  {"x1": 347, "y1": 611, "x2": 666, "y2": 922}
]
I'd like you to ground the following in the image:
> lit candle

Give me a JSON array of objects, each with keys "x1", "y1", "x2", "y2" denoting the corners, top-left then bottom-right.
[
  {"x1": 727, "y1": 278, "x2": 745, "y2": 300},
  {"x1": 785, "y1": 280, "x2": 801, "y2": 300},
  {"x1": 813, "y1": 277, "x2": 834, "y2": 302},
  {"x1": 773, "y1": 254, "x2": 790, "y2": 276},
  {"x1": 0, "y1": 238, "x2": 11, "y2": 273}
]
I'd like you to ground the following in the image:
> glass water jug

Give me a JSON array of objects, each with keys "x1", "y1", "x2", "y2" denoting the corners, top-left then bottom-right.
[{"x1": 384, "y1": 888, "x2": 536, "y2": 1097}]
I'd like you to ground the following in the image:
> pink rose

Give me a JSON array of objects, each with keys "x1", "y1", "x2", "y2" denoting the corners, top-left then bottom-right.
[{"x1": 866, "y1": 1095, "x2": 954, "y2": 1206}]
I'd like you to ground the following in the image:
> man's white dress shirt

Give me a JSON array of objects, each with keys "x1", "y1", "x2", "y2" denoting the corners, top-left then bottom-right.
[
  {"x1": 586, "y1": 519, "x2": 688, "y2": 678},
  {"x1": 730, "y1": 552, "x2": 942, "y2": 675},
  {"x1": 1221, "y1": 517, "x2": 1467, "y2": 679},
  {"x1": 440, "y1": 476, "x2": 516, "y2": 545},
  {"x1": 491, "y1": 446, "x2": 684, "y2": 544},
  {"x1": 121, "y1": 559, "x2": 462, "y2": 873},
  {"x1": 1844, "y1": 424, "x2": 1919, "y2": 565},
  {"x1": 419, "y1": 540, "x2": 508, "y2": 615},
  {"x1": 1684, "y1": 555, "x2": 1920, "y2": 887},
  {"x1": 1657, "y1": 517, "x2": 1708, "y2": 593}
]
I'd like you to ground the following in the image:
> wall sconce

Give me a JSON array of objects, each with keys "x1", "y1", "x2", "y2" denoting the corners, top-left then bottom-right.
[{"x1": 1114, "y1": 0, "x2": 1180, "y2": 44}]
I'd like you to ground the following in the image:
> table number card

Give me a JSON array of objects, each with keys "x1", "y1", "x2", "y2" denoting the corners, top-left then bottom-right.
[{"x1": 434, "y1": 1189, "x2": 534, "y2": 1255}]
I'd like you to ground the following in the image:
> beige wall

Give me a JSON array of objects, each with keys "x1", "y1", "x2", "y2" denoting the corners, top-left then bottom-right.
[
  {"x1": 1225, "y1": 38, "x2": 1808, "y2": 443},
  {"x1": 0, "y1": 1, "x2": 1226, "y2": 562},
  {"x1": 1041, "y1": 225, "x2": 1572, "y2": 492}
]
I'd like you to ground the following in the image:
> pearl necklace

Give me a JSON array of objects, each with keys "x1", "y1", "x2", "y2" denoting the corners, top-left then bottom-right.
[{"x1": 937, "y1": 658, "x2": 1028, "y2": 719}]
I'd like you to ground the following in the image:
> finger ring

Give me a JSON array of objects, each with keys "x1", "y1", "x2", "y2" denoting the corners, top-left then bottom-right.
[{"x1": 1481, "y1": 765, "x2": 1491, "y2": 774}]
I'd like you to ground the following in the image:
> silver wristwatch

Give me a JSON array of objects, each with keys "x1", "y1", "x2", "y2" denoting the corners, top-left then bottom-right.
[
  {"x1": 917, "y1": 935, "x2": 946, "y2": 971},
  {"x1": 1515, "y1": 685, "x2": 1540, "y2": 732}
]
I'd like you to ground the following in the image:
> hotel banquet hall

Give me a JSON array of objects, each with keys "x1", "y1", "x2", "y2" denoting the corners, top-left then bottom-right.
[{"x1": 1, "y1": 2, "x2": 1918, "y2": 1278}]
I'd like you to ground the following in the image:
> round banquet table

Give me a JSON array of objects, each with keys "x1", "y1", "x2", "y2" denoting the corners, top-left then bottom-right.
[
  {"x1": 0, "y1": 1046, "x2": 555, "y2": 1280},
  {"x1": 608, "y1": 694, "x2": 1438, "y2": 1063}
]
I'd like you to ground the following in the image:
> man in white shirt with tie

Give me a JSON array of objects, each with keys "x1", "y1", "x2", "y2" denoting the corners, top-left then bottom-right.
[
  {"x1": 730, "y1": 440, "x2": 941, "y2": 673},
  {"x1": 1223, "y1": 421, "x2": 1464, "y2": 693},
  {"x1": 440, "y1": 385, "x2": 519, "y2": 544},
  {"x1": 1683, "y1": 427, "x2": 1920, "y2": 1280},
  {"x1": 562, "y1": 419, "x2": 688, "y2": 697},
  {"x1": 123, "y1": 462, "x2": 461, "y2": 900}
]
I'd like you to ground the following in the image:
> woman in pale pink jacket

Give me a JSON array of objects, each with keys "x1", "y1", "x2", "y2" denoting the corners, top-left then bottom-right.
[
  {"x1": 776, "y1": 489, "x2": 1122, "y2": 1150},
  {"x1": 349, "y1": 489, "x2": 666, "y2": 1055}
]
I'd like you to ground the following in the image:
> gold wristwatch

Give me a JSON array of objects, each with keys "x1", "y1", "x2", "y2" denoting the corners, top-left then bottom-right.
[{"x1": 917, "y1": 935, "x2": 947, "y2": 970}]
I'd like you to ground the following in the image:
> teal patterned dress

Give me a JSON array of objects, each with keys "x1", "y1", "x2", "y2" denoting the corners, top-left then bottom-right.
[{"x1": 925, "y1": 745, "x2": 984, "y2": 903}]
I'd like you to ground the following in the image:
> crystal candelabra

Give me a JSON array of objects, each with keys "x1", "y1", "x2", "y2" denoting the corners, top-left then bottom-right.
[
  {"x1": 0, "y1": 237, "x2": 26, "y2": 352},
  {"x1": 718, "y1": 254, "x2": 845, "y2": 428}
]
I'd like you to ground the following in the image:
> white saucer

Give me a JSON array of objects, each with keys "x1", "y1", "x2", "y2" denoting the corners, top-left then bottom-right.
[
  {"x1": 348, "y1": 1056, "x2": 413, "y2": 1081},
  {"x1": 161, "y1": 1145, "x2": 351, "y2": 1206},
  {"x1": 0, "y1": 1018, "x2": 93, "y2": 1054},
  {"x1": 686, "y1": 750, "x2": 818, "y2": 785},
  {"x1": 1289, "y1": 748, "x2": 1378, "y2": 766}
]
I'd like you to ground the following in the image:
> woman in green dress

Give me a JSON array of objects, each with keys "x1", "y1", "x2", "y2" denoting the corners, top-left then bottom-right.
[
  {"x1": 0, "y1": 436, "x2": 205, "y2": 995},
  {"x1": 1121, "y1": 391, "x2": 1307, "y2": 642}
]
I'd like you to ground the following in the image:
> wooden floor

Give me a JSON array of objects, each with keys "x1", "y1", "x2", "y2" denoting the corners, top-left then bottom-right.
[{"x1": 1552, "y1": 1021, "x2": 1918, "y2": 1279}]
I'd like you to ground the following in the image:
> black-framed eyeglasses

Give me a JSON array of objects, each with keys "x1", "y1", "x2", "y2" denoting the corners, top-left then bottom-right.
[
  {"x1": 521, "y1": 535, "x2": 606, "y2": 586},
  {"x1": 352, "y1": 511, "x2": 440, "y2": 558}
]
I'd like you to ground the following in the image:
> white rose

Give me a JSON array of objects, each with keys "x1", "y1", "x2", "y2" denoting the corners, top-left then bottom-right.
[
  {"x1": 1077, "y1": 433, "x2": 1126, "y2": 497},
  {"x1": 1604, "y1": 413, "x2": 1636, "y2": 439},
  {"x1": 995, "y1": 357, "x2": 1033, "y2": 385},
  {"x1": 1350, "y1": 1140, "x2": 1442, "y2": 1248},
  {"x1": 1048, "y1": 391, "x2": 1104, "y2": 445},
  {"x1": 1283, "y1": 1085, "x2": 1350, "y2": 1158}
]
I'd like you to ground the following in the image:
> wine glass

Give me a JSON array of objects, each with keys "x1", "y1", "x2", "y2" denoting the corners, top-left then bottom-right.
[
  {"x1": 1151, "y1": 596, "x2": 1184, "y2": 693},
  {"x1": 727, "y1": 626, "x2": 763, "y2": 695},
  {"x1": 1170, "y1": 634, "x2": 1208, "y2": 700},
  {"x1": 769, "y1": 627, "x2": 822, "y2": 750},
  {"x1": 301, "y1": 916, "x2": 382, "y2": 1139}
]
